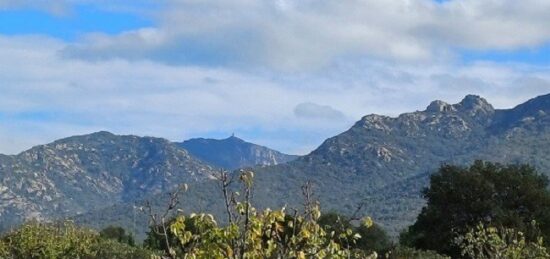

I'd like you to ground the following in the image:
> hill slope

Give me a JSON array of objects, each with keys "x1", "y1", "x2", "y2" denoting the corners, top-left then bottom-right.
[
  {"x1": 178, "y1": 135, "x2": 297, "y2": 170},
  {"x1": 0, "y1": 131, "x2": 217, "y2": 231}
]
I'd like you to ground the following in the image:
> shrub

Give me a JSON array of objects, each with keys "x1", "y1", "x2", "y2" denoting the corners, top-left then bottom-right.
[
  {"x1": 145, "y1": 171, "x2": 378, "y2": 258},
  {"x1": 2, "y1": 221, "x2": 98, "y2": 259},
  {"x1": 384, "y1": 246, "x2": 450, "y2": 259},
  {"x1": 0, "y1": 221, "x2": 154, "y2": 259},
  {"x1": 99, "y1": 225, "x2": 135, "y2": 246},
  {"x1": 455, "y1": 222, "x2": 549, "y2": 259}
]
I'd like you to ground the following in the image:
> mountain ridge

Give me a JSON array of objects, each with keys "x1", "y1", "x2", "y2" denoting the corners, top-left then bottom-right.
[
  {"x1": 3, "y1": 93, "x2": 550, "y2": 239},
  {"x1": 73, "y1": 93, "x2": 550, "y2": 238},
  {"x1": 178, "y1": 135, "x2": 297, "y2": 170},
  {"x1": 251, "y1": 93, "x2": 550, "y2": 236},
  {"x1": 0, "y1": 131, "x2": 218, "y2": 231}
]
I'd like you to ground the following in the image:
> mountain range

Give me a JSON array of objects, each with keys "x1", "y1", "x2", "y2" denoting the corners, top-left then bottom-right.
[
  {"x1": 252, "y1": 94, "x2": 550, "y2": 235},
  {"x1": 2, "y1": 93, "x2": 550, "y2": 239},
  {"x1": 0, "y1": 132, "x2": 294, "y2": 232}
]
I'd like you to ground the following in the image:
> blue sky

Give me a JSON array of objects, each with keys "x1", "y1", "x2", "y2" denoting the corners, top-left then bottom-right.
[
  {"x1": 1, "y1": 0, "x2": 550, "y2": 155},
  {"x1": 0, "y1": 5, "x2": 151, "y2": 40}
]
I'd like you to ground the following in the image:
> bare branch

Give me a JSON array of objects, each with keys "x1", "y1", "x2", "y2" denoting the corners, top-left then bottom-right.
[{"x1": 216, "y1": 169, "x2": 235, "y2": 225}]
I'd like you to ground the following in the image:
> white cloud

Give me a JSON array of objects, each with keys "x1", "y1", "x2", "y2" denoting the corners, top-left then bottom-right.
[
  {"x1": 2, "y1": 1, "x2": 550, "y2": 155},
  {"x1": 59, "y1": 0, "x2": 550, "y2": 71},
  {"x1": 1, "y1": 34, "x2": 550, "y2": 156},
  {"x1": 0, "y1": 0, "x2": 69, "y2": 15},
  {"x1": 294, "y1": 102, "x2": 346, "y2": 121}
]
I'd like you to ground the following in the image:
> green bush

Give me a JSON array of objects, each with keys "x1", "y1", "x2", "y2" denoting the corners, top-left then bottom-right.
[
  {"x1": 93, "y1": 239, "x2": 155, "y2": 259},
  {"x1": 0, "y1": 240, "x2": 9, "y2": 258},
  {"x1": 456, "y1": 222, "x2": 549, "y2": 259},
  {"x1": 0, "y1": 221, "x2": 154, "y2": 259},
  {"x1": 318, "y1": 212, "x2": 392, "y2": 253},
  {"x1": 2, "y1": 221, "x2": 97, "y2": 259},
  {"x1": 384, "y1": 247, "x2": 450, "y2": 259},
  {"x1": 99, "y1": 225, "x2": 135, "y2": 246},
  {"x1": 143, "y1": 171, "x2": 379, "y2": 258}
]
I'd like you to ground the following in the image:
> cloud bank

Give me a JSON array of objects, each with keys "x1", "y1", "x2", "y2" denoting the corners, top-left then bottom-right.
[
  {"x1": 1, "y1": 0, "x2": 550, "y2": 155},
  {"x1": 60, "y1": 0, "x2": 550, "y2": 70}
]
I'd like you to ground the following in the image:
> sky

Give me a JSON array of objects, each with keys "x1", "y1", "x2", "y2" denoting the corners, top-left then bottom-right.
[{"x1": 1, "y1": 0, "x2": 550, "y2": 155}]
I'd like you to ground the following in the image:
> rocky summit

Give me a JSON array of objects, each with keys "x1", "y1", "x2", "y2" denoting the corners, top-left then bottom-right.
[{"x1": 178, "y1": 135, "x2": 297, "y2": 170}]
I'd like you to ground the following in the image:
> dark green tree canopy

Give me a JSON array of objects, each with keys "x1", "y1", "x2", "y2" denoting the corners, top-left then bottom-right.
[
  {"x1": 404, "y1": 160, "x2": 550, "y2": 257},
  {"x1": 318, "y1": 211, "x2": 392, "y2": 253},
  {"x1": 99, "y1": 225, "x2": 135, "y2": 247}
]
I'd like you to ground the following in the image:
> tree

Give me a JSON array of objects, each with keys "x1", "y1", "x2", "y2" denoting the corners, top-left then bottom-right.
[
  {"x1": 99, "y1": 226, "x2": 135, "y2": 246},
  {"x1": 355, "y1": 223, "x2": 392, "y2": 254},
  {"x1": 403, "y1": 160, "x2": 550, "y2": 257},
  {"x1": 318, "y1": 211, "x2": 392, "y2": 253}
]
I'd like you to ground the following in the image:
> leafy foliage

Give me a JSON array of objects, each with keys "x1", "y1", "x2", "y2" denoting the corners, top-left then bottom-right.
[
  {"x1": 318, "y1": 212, "x2": 392, "y2": 253},
  {"x1": 404, "y1": 161, "x2": 550, "y2": 257},
  {"x1": 0, "y1": 221, "x2": 154, "y2": 259},
  {"x1": 166, "y1": 209, "x2": 376, "y2": 258},
  {"x1": 92, "y1": 239, "x2": 154, "y2": 259},
  {"x1": 0, "y1": 239, "x2": 8, "y2": 258},
  {"x1": 144, "y1": 170, "x2": 378, "y2": 258},
  {"x1": 384, "y1": 246, "x2": 450, "y2": 259},
  {"x1": 1, "y1": 221, "x2": 98, "y2": 259},
  {"x1": 455, "y1": 222, "x2": 549, "y2": 259}
]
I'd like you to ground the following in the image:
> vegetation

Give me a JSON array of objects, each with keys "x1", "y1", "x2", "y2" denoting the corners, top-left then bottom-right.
[
  {"x1": 383, "y1": 247, "x2": 450, "y2": 259},
  {"x1": 403, "y1": 160, "x2": 550, "y2": 257},
  {"x1": 0, "y1": 221, "x2": 153, "y2": 259},
  {"x1": 99, "y1": 225, "x2": 136, "y2": 247},
  {"x1": 2, "y1": 160, "x2": 548, "y2": 258},
  {"x1": 455, "y1": 222, "x2": 549, "y2": 258},
  {"x1": 318, "y1": 212, "x2": 392, "y2": 254},
  {"x1": 142, "y1": 171, "x2": 380, "y2": 258}
]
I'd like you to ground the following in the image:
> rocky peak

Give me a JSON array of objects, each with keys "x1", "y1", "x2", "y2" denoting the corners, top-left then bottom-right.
[
  {"x1": 454, "y1": 95, "x2": 494, "y2": 115},
  {"x1": 426, "y1": 100, "x2": 456, "y2": 113},
  {"x1": 225, "y1": 134, "x2": 245, "y2": 143},
  {"x1": 178, "y1": 136, "x2": 297, "y2": 170},
  {"x1": 357, "y1": 114, "x2": 392, "y2": 133}
]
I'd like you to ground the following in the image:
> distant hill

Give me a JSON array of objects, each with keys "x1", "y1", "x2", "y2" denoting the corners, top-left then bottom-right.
[
  {"x1": 0, "y1": 131, "x2": 217, "y2": 231},
  {"x1": 177, "y1": 135, "x2": 297, "y2": 170}
]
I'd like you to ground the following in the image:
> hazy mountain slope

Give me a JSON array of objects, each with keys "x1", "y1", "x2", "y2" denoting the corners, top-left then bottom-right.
[
  {"x1": 178, "y1": 135, "x2": 298, "y2": 170},
  {"x1": 0, "y1": 131, "x2": 217, "y2": 231}
]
